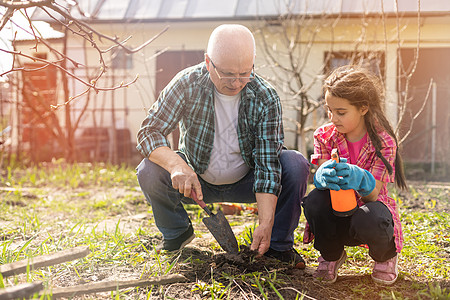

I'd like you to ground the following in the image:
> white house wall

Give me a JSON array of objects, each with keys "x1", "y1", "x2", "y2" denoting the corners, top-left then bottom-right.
[
  {"x1": 13, "y1": 15, "x2": 450, "y2": 153},
  {"x1": 68, "y1": 21, "x2": 246, "y2": 147},
  {"x1": 69, "y1": 15, "x2": 450, "y2": 150}
]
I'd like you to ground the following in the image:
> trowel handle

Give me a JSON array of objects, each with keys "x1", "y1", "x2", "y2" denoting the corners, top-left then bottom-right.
[{"x1": 191, "y1": 190, "x2": 213, "y2": 216}]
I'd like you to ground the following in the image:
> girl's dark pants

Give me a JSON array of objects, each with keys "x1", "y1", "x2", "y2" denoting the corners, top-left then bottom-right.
[{"x1": 302, "y1": 189, "x2": 397, "y2": 262}]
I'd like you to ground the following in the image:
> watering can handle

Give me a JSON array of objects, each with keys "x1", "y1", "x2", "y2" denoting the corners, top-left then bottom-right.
[{"x1": 331, "y1": 148, "x2": 340, "y2": 163}]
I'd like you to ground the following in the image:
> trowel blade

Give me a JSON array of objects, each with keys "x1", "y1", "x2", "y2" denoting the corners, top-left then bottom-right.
[{"x1": 202, "y1": 210, "x2": 239, "y2": 254}]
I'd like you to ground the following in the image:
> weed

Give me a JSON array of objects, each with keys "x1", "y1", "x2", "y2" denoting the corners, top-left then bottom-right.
[
  {"x1": 419, "y1": 282, "x2": 450, "y2": 299},
  {"x1": 191, "y1": 268, "x2": 230, "y2": 299},
  {"x1": 239, "y1": 223, "x2": 257, "y2": 248}
]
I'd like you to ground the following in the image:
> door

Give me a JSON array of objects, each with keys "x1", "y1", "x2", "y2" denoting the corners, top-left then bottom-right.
[{"x1": 155, "y1": 50, "x2": 204, "y2": 150}]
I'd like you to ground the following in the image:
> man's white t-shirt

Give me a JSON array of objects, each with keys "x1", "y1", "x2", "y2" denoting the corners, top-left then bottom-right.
[{"x1": 199, "y1": 89, "x2": 250, "y2": 185}]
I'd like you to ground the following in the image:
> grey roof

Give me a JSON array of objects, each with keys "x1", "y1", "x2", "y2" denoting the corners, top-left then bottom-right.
[
  {"x1": 8, "y1": 21, "x2": 65, "y2": 41},
  {"x1": 32, "y1": 0, "x2": 450, "y2": 22}
]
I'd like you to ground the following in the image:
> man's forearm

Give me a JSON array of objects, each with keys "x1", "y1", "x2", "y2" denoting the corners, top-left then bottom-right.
[
  {"x1": 149, "y1": 146, "x2": 188, "y2": 174},
  {"x1": 250, "y1": 192, "x2": 277, "y2": 254},
  {"x1": 255, "y1": 193, "x2": 277, "y2": 226}
]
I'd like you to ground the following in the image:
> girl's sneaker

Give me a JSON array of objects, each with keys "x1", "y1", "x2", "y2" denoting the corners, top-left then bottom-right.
[
  {"x1": 313, "y1": 250, "x2": 347, "y2": 283},
  {"x1": 371, "y1": 254, "x2": 398, "y2": 285}
]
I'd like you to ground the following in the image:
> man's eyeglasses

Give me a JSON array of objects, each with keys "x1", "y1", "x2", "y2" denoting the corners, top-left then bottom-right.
[{"x1": 210, "y1": 59, "x2": 255, "y2": 84}]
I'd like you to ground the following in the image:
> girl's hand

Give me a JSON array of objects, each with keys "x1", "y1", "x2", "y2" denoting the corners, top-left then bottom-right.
[
  {"x1": 313, "y1": 159, "x2": 341, "y2": 191},
  {"x1": 335, "y1": 163, "x2": 376, "y2": 196}
]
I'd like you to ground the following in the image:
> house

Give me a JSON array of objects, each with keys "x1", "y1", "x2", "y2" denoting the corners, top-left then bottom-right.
[{"x1": 8, "y1": 0, "x2": 450, "y2": 175}]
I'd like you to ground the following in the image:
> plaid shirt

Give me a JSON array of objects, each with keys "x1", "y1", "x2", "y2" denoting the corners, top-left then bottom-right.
[
  {"x1": 136, "y1": 62, "x2": 284, "y2": 196},
  {"x1": 306, "y1": 123, "x2": 403, "y2": 252}
]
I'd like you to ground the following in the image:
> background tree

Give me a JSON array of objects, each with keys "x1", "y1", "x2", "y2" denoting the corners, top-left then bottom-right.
[
  {"x1": 0, "y1": 0, "x2": 166, "y2": 163},
  {"x1": 256, "y1": 0, "x2": 429, "y2": 158}
]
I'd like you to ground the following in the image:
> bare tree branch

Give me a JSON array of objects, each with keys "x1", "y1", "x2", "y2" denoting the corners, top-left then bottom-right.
[
  {"x1": 1, "y1": 0, "x2": 168, "y2": 101},
  {"x1": 398, "y1": 78, "x2": 433, "y2": 145},
  {"x1": 0, "y1": 0, "x2": 167, "y2": 162},
  {"x1": 1, "y1": 0, "x2": 52, "y2": 9},
  {"x1": 0, "y1": 47, "x2": 138, "y2": 94},
  {"x1": 395, "y1": 0, "x2": 423, "y2": 144}
]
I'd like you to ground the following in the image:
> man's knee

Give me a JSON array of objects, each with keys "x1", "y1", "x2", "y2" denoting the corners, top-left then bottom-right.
[
  {"x1": 280, "y1": 150, "x2": 310, "y2": 181},
  {"x1": 136, "y1": 158, "x2": 168, "y2": 192}
]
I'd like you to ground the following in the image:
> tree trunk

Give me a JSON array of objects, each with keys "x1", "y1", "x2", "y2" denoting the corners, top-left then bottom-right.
[{"x1": 63, "y1": 27, "x2": 74, "y2": 162}]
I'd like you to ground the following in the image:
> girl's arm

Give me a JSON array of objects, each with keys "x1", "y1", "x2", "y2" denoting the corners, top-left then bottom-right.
[
  {"x1": 361, "y1": 179, "x2": 383, "y2": 202},
  {"x1": 316, "y1": 159, "x2": 327, "y2": 167}
]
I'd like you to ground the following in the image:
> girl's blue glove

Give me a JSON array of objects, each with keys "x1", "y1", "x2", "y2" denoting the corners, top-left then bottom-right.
[
  {"x1": 313, "y1": 159, "x2": 346, "y2": 191},
  {"x1": 335, "y1": 163, "x2": 376, "y2": 196}
]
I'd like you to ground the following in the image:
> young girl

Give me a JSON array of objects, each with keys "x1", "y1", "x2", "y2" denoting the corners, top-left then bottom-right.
[{"x1": 302, "y1": 65, "x2": 407, "y2": 285}]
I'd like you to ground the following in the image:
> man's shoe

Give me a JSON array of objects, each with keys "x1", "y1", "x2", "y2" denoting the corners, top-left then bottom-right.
[
  {"x1": 155, "y1": 225, "x2": 195, "y2": 252},
  {"x1": 371, "y1": 254, "x2": 398, "y2": 285},
  {"x1": 264, "y1": 248, "x2": 306, "y2": 269},
  {"x1": 313, "y1": 250, "x2": 347, "y2": 283}
]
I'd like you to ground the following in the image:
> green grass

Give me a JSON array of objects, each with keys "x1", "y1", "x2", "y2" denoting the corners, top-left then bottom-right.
[
  {"x1": 1, "y1": 163, "x2": 449, "y2": 299},
  {"x1": 1, "y1": 161, "x2": 136, "y2": 189},
  {"x1": 401, "y1": 211, "x2": 450, "y2": 279}
]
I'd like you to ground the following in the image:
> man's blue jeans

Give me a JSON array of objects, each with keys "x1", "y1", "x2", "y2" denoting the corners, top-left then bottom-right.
[{"x1": 136, "y1": 149, "x2": 310, "y2": 251}]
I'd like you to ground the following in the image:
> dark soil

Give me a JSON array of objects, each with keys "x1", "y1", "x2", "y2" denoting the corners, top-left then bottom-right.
[
  {"x1": 1, "y1": 179, "x2": 448, "y2": 299},
  {"x1": 163, "y1": 244, "x2": 441, "y2": 300},
  {"x1": 147, "y1": 181, "x2": 450, "y2": 299}
]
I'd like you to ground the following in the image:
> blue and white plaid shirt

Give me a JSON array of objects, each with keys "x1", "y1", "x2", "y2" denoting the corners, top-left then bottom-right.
[{"x1": 137, "y1": 62, "x2": 284, "y2": 196}]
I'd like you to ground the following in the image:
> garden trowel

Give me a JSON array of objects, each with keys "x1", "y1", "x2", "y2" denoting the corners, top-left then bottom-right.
[{"x1": 191, "y1": 191, "x2": 239, "y2": 254}]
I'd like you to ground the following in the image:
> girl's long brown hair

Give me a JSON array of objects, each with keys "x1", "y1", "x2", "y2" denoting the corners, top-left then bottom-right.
[{"x1": 324, "y1": 65, "x2": 407, "y2": 190}]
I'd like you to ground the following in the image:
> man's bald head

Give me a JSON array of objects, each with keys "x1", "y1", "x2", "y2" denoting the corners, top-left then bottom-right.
[{"x1": 206, "y1": 24, "x2": 256, "y2": 65}]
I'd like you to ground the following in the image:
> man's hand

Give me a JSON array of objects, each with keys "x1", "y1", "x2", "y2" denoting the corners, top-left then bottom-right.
[
  {"x1": 170, "y1": 166, "x2": 202, "y2": 199},
  {"x1": 250, "y1": 193, "x2": 277, "y2": 255},
  {"x1": 251, "y1": 222, "x2": 273, "y2": 255},
  {"x1": 149, "y1": 146, "x2": 203, "y2": 200}
]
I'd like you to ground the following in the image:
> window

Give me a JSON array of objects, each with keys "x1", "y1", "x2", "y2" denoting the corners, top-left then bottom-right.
[{"x1": 324, "y1": 51, "x2": 385, "y2": 80}]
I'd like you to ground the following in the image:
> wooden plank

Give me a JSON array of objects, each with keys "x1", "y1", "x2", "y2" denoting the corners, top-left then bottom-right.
[
  {"x1": 0, "y1": 246, "x2": 90, "y2": 277},
  {"x1": 40, "y1": 274, "x2": 187, "y2": 298},
  {"x1": 0, "y1": 282, "x2": 43, "y2": 300}
]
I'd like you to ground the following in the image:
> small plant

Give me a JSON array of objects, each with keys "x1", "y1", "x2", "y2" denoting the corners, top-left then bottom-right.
[
  {"x1": 419, "y1": 282, "x2": 450, "y2": 299},
  {"x1": 191, "y1": 269, "x2": 230, "y2": 299},
  {"x1": 239, "y1": 223, "x2": 257, "y2": 247}
]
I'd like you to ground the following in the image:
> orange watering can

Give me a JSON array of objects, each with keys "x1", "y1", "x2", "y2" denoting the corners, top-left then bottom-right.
[{"x1": 330, "y1": 149, "x2": 358, "y2": 217}]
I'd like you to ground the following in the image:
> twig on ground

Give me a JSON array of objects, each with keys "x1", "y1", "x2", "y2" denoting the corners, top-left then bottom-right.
[{"x1": 40, "y1": 274, "x2": 187, "y2": 298}]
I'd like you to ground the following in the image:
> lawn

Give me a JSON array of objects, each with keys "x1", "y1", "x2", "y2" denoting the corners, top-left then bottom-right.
[{"x1": 1, "y1": 162, "x2": 449, "y2": 299}]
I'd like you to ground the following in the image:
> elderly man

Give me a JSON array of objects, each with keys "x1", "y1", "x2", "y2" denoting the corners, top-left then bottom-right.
[{"x1": 136, "y1": 24, "x2": 309, "y2": 268}]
